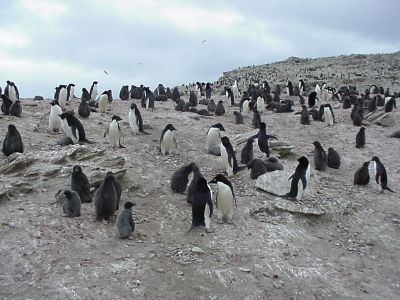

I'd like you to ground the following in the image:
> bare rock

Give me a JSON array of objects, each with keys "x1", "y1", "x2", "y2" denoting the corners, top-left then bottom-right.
[
  {"x1": 99, "y1": 156, "x2": 126, "y2": 168},
  {"x1": 90, "y1": 169, "x2": 127, "y2": 188},
  {"x1": 0, "y1": 153, "x2": 36, "y2": 174},
  {"x1": 33, "y1": 96, "x2": 44, "y2": 101},
  {"x1": 274, "y1": 198, "x2": 325, "y2": 216},
  {"x1": 255, "y1": 170, "x2": 291, "y2": 196}
]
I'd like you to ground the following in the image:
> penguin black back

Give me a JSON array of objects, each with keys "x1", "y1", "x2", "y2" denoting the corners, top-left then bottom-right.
[
  {"x1": 313, "y1": 141, "x2": 327, "y2": 171},
  {"x1": 356, "y1": 127, "x2": 366, "y2": 148},
  {"x1": 78, "y1": 98, "x2": 90, "y2": 118},
  {"x1": 71, "y1": 165, "x2": 92, "y2": 203},
  {"x1": 371, "y1": 156, "x2": 394, "y2": 193},
  {"x1": 240, "y1": 138, "x2": 254, "y2": 165},
  {"x1": 1, "y1": 95, "x2": 13, "y2": 115},
  {"x1": 62, "y1": 190, "x2": 81, "y2": 218},
  {"x1": 2, "y1": 124, "x2": 24, "y2": 156},
  {"x1": 215, "y1": 101, "x2": 225, "y2": 116},
  {"x1": 308, "y1": 92, "x2": 318, "y2": 107},
  {"x1": 285, "y1": 156, "x2": 309, "y2": 199},
  {"x1": 106, "y1": 171, "x2": 122, "y2": 210},
  {"x1": 327, "y1": 147, "x2": 340, "y2": 169},
  {"x1": 354, "y1": 161, "x2": 370, "y2": 185},
  {"x1": 191, "y1": 177, "x2": 213, "y2": 228},
  {"x1": 221, "y1": 136, "x2": 240, "y2": 173},
  {"x1": 246, "y1": 158, "x2": 267, "y2": 180},
  {"x1": 95, "y1": 174, "x2": 118, "y2": 220},
  {"x1": 252, "y1": 109, "x2": 261, "y2": 128},
  {"x1": 59, "y1": 112, "x2": 88, "y2": 142},
  {"x1": 171, "y1": 162, "x2": 198, "y2": 193}
]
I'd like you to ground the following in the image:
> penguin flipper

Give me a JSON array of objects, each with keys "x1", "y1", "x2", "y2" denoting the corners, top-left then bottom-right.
[
  {"x1": 375, "y1": 173, "x2": 380, "y2": 185},
  {"x1": 71, "y1": 125, "x2": 79, "y2": 140},
  {"x1": 385, "y1": 186, "x2": 395, "y2": 193},
  {"x1": 173, "y1": 137, "x2": 178, "y2": 149}
]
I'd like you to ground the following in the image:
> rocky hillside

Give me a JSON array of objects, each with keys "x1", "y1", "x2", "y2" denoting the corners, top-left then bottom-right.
[{"x1": 220, "y1": 51, "x2": 400, "y2": 92}]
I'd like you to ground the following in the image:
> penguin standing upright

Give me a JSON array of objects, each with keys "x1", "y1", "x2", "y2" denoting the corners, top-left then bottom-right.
[
  {"x1": 215, "y1": 101, "x2": 225, "y2": 116},
  {"x1": 81, "y1": 88, "x2": 90, "y2": 100},
  {"x1": 283, "y1": 156, "x2": 310, "y2": 200},
  {"x1": 256, "y1": 96, "x2": 264, "y2": 113},
  {"x1": 371, "y1": 156, "x2": 395, "y2": 193},
  {"x1": 220, "y1": 136, "x2": 241, "y2": 176},
  {"x1": 356, "y1": 127, "x2": 366, "y2": 148},
  {"x1": 232, "y1": 80, "x2": 239, "y2": 98},
  {"x1": 327, "y1": 147, "x2": 340, "y2": 169},
  {"x1": 2, "y1": 124, "x2": 24, "y2": 156},
  {"x1": 129, "y1": 103, "x2": 144, "y2": 135},
  {"x1": 90, "y1": 81, "x2": 98, "y2": 101},
  {"x1": 313, "y1": 141, "x2": 327, "y2": 171},
  {"x1": 145, "y1": 87, "x2": 155, "y2": 111},
  {"x1": 323, "y1": 106, "x2": 334, "y2": 126},
  {"x1": 48, "y1": 100, "x2": 62, "y2": 132},
  {"x1": 207, "y1": 99, "x2": 216, "y2": 112},
  {"x1": 98, "y1": 91, "x2": 109, "y2": 113},
  {"x1": 104, "y1": 115, "x2": 125, "y2": 148},
  {"x1": 67, "y1": 83, "x2": 75, "y2": 101},
  {"x1": 255, "y1": 122, "x2": 277, "y2": 158},
  {"x1": 78, "y1": 98, "x2": 90, "y2": 118},
  {"x1": 206, "y1": 123, "x2": 225, "y2": 156},
  {"x1": 71, "y1": 165, "x2": 92, "y2": 203},
  {"x1": 315, "y1": 84, "x2": 321, "y2": 99},
  {"x1": 300, "y1": 105, "x2": 310, "y2": 125},
  {"x1": 116, "y1": 201, "x2": 135, "y2": 239},
  {"x1": 384, "y1": 97, "x2": 396, "y2": 113},
  {"x1": 1, "y1": 94, "x2": 13, "y2": 115},
  {"x1": 5, "y1": 81, "x2": 19, "y2": 102},
  {"x1": 308, "y1": 91, "x2": 318, "y2": 108},
  {"x1": 240, "y1": 138, "x2": 254, "y2": 165},
  {"x1": 233, "y1": 111, "x2": 244, "y2": 124},
  {"x1": 252, "y1": 109, "x2": 261, "y2": 129},
  {"x1": 209, "y1": 174, "x2": 236, "y2": 223},
  {"x1": 299, "y1": 80, "x2": 305, "y2": 94},
  {"x1": 354, "y1": 161, "x2": 370, "y2": 185},
  {"x1": 58, "y1": 85, "x2": 67, "y2": 109},
  {"x1": 160, "y1": 124, "x2": 177, "y2": 155},
  {"x1": 241, "y1": 99, "x2": 250, "y2": 116},
  {"x1": 95, "y1": 174, "x2": 118, "y2": 221},
  {"x1": 191, "y1": 177, "x2": 213, "y2": 231},
  {"x1": 205, "y1": 83, "x2": 212, "y2": 100},
  {"x1": 9, "y1": 100, "x2": 22, "y2": 117}
]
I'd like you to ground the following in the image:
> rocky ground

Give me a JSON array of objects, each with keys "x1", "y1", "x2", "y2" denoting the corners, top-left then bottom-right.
[{"x1": 1, "y1": 90, "x2": 400, "y2": 299}]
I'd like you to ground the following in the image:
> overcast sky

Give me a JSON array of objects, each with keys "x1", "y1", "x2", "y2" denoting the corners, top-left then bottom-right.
[{"x1": 0, "y1": 0, "x2": 399, "y2": 98}]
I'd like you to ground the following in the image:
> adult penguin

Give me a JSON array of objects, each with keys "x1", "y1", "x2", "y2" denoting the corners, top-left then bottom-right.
[
  {"x1": 286, "y1": 80, "x2": 293, "y2": 96},
  {"x1": 215, "y1": 101, "x2": 225, "y2": 116},
  {"x1": 58, "y1": 85, "x2": 68, "y2": 110},
  {"x1": 2, "y1": 124, "x2": 24, "y2": 156},
  {"x1": 104, "y1": 115, "x2": 125, "y2": 148},
  {"x1": 256, "y1": 96, "x2": 264, "y2": 114},
  {"x1": 308, "y1": 92, "x2": 318, "y2": 108},
  {"x1": 283, "y1": 156, "x2": 310, "y2": 201},
  {"x1": 205, "y1": 83, "x2": 212, "y2": 100},
  {"x1": 1, "y1": 94, "x2": 13, "y2": 115},
  {"x1": 384, "y1": 97, "x2": 396, "y2": 113},
  {"x1": 78, "y1": 98, "x2": 90, "y2": 118},
  {"x1": 5, "y1": 81, "x2": 19, "y2": 101},
  {"x1": 254, "y1": 122, "x2": 277, "y2": 158},
  {"x1": 313, "y1": 141, "x2": 327, "y2": 171},
  {"x1": 371, "y1": 156, "x2": 395, "y2": 193},
  {"x1": 49, "y1": 100, "x2": 63, "y2": 132},
  {"x1": 191, "y1": 177, "x2": 213, "y2": 231},
  {"x1": 98, "y1": 91, "x2": 109, "y2": 113},
  {"x1": 354, "y1": 161, "x2": 370, "y2": 185},
  {"x1": 209, "y1": 174, "x2": 236, "y2": 224},
  {"x1": 59, "y1": 112, "x2": 91, "y2": 144},
  {"x1": 240, "y1": 138, "x2": 254, "y2": 165},
  {"x1": 241, "y1": 99, "x2": 250, "y2": 117},
  {"x1": 220, "y1": 136, "x2": 241, "y2": 176},
  {"x1": 90, "y1": 81, "x2": 98, "y2": 101},
  {"x1": 129, "y1": 103, "x2": 146, "y2": 135},
  {"x1": 67, "y1": 83, "x2": 75, "y2": 101},
  {"x1": 206, "y1": 123, "x2": 225, "y2": 156},
  {"x1": 299, "y1": 79, "x2": 305, "y2": 94},
  {"x1": 232, "y1": 80, "x2": 239, "y2": 98},
  {"x1": 160, "y1": 124, "x2": 177, "y2": 155}
]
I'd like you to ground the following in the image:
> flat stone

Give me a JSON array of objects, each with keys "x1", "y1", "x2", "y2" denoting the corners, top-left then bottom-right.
[
  {"x1": 255, "y1": 170, "x2": 291, "y2": 196},
  {"x1": 274, "y1": 198, "x2": 325, "y2": 216}
]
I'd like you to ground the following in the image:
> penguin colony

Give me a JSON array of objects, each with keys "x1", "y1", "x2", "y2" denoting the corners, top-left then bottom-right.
[{"x1": 0, "y1": 78, "x2": 398, "y2": 238}]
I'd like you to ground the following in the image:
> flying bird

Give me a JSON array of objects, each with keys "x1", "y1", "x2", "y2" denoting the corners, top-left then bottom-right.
[
  {"x1": 103, "y1": 70, "x2": 109, "y2": 75},
  {"x1": 202, "y1": 39, "x2": 207, "y2": 43}
]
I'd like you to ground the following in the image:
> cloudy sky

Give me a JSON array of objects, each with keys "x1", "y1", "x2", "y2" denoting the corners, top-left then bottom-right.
[{"x1": 0, "y1": 0, "x2": 399, "y2": 98}]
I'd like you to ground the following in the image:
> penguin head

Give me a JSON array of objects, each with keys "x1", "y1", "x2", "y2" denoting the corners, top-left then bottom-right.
[
  {"x1": 72, "y1": 165, "x2": 82, "y2": 174},
  {"x1": 101, "y1": 91, "x2": 108, "y2": 95},
  {"x1": 259, "y1": 122, "x2": 266, "y2": 131},
  {"x1": 124, "y1": 201, "x2": 136, "y2": 209},
  {"x1": 130, "y1": 103, "x2": 137, "y2": 110},
  {"x1": 209, "y1": 174, "x2": 228, "y2": 184},
  {"x1": 297, "y1": 156, "x2": 309, "y2": 166},
  {"x1": 7, "y1": 124, "x2": 18, "y2": 133},
  {"x1": 363, "y1": 161, "x2": 370, "y2": 168},
  {"x1": 360, "y1": 127, "x2": 365, "y2": 132},
  {"x1": 371, "y1": 156, "x2": 380, "y2": 163},
  {"x1": 69, "y1": 83, "x2": 75, "y2": 87},
  {"x1": 196, "y1": 177, "x2": 209, "y2": 192},
  {"x1": 104, "y1": 174, "x2": 115, "y2": 184},
  {"x1": 212, "y1": 123, "x2": 225, "y2": 132},
  {"x1": 246, "y1": 138, "x2": 254, "y2": 146},
  {"x1": 165, "y1": 124, "x2": 176, "y2": 131},
  {"x1": 313, "y1": 141, "x2": 323, "y2": 149},
  {"x1": 93, "y1": 81, "x2": 98, "y2": 84},
  {"x1": 63, "y1": 190, "x2": 73, "y2": 198},
  {"x1": 59, "y1": 112, "x2": 73, "y2": 120},
  {"x1": 6, "y1": 80, "x2": 11, "y2": 85},
  {"x1": 106, "y1": 171, "x2": 115, "y2": 177},
  {"x1": 112, "y1": 115, "x2": 123, "y2": 122}
]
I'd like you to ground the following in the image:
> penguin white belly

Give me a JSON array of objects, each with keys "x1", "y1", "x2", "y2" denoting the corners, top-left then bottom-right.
[
  {"x1": 109, "y1": 121, "x2": 120, "y2": 146},
  {"x1": 146, "y1": 97, "x2": 150, "y2": 110},
  {"x1": 225, "y1": 90, "x2": 229, "y2": 99},
  {"x1": 297, "y1": 165, "x2": 311, "y2": 200},
  {"x1": 68, "y1": 86, "x2": 74, "y2": 101},
  {"x1": 206, "y1": 128, "x2": 220, "y2": 152},
  {"x1": 91, "y1": 86, "x2": 98, "y2": 101},
  {"x1": 129, "y1": 110, "x2": 139, "y2": 134},
  {"x1": 59, "y1": 89, "x2": 67, "y2": 109},
  {"x1": 285, "y1": 87, "x2": 289, "y2": 95},
  {"x1": 371, "y1": 161, "x2": 382, "y2": 192},
  {"x1": 242, "y1": 101, "x2": 250, "y2": 116},
  {"x1": 220, "y1": 144, "x2": 233, "y2": 176},
  {"x1": 161, "y1": 130, "x2": 175, "y2": 155},
  {"x1": 324, "y1": 107, "x2": 333, "y2": 126},
  {"x1": 98, "y1": 95, "x2": 108, "y2": 113},
  {"x1": 257, "y1": 97, "x2": 264, "y2": 113},
  {"x1": 9, "y1": 86, "x2": 17, "y2": 102},
  {"x1": 49, "y1": 106, "x2": 62, "y2": 131},
  {"x1": 62, "y1": 119, "x2": 79, "y2": 144},
  {"x1": 204, "y1": 202, "x2": 211, "y2": 231},
  {"x1": 217, "y1": 182, "x2": 234, "y2": 221}
]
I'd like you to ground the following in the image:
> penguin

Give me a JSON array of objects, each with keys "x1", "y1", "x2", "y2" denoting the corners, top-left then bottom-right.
[
  {"x1": 58, "y1": 85, "x2": 67, "y2": 109},
  {"x1": 240, "y1": 138, "x2": 254, "y2": 165},
  {"x1": 315, "y1": 84, "x2": 321, "y2": 99},
  {"x1": 107, "y1": 90, "x2": 113, "y2": 103},
  {"x1": 95, "y1": 174, "x2": 118, "y2": 221},
  {"x1": 256, "y1": 96, "x2": 264, "y2": 113},
  {"x1": 145, "y1": 87, "x2": 155, "y2": 111},
  {"x1": 206, "y1": 123, "x2": 225, "y2": 156},
  {"x1": 78, "y1": 97, "x2": 90, "y2": 118},
  {"x1": 264, "y1": 156, "x2": 284, "y2": 172},
  {"x1": 342, "y1": 95, "x2": 351, "y2": 109},
  {"x1": 205, "y1": 83, "x2": 212, "y2": 100},
  {"x1": 171, "y1": 162, "x2": 198, "y2": 193},
  {"x1": 207, "y1": 99, "x2": 216, "y2": 112},
  {"x1": 191, "y1": 177, "x2": 213, "y2": 231},
  {"x1": 353, "y1": 109, "x2": 363, "y2": 126},
  {"x1": 283, "y1": 156, "x2": 310, "y2": 201},
  {"x1": 54, "y1": 86, "x2": 60, "y2": 101},
  {"x1": 220, "y1": 136, "x2": 241, "y2": 176},
  {"x1": 252, "y1": 109, "x2": 261, "y2": 129},
  {"x1": 389, "y1": 130, "x2": 400, "y2": 138},
  {"x1": 90, "y1": 81, "x2": 98, "y2": 101},
  {"x1": 171, "y1": 87, "x2": 180, "y2": 101},
  {"x1": 71, "y1": 165, "x2": 92, "y2": 203},
  {"x1": 183, "y1": 102, "x2": 191, "y2": 112},
  {"x1": 233, "y1": 111, "x2": 244, "y2": 124},
  {"x1": 1, "y1": 94, "x2": 13, "y2": 115},
  {"x1": 286, "y1": 80, "x2": 293, "y2": 96},
  {"x1": 195, "y1": 82, "x2": 202, "y2": 97},
  {"x1": 129, "y1": 103, "x2": 146, "y2": 135},
  {"x1": 327, "y1": 147, "x2": 340, "y2": 169},
  {"x1": 299, "y1": 80, "x2": 305, "y2": 94},
  {"x1": 323, "y1": 106, "x2": 334, "y2": 126},
  {"x1": 215, "y1": 100, "x2": 225, "y2": 116},
  {"x1": 313, "y1": 141, "x2": 327, "y2": 171},
  {"x1": 189, "y1": 91, "x2": 198, "y2": 107},
  {"x1": 209, "y1": 174, "x2": 236, "y2": 223},
  {"x1": 116, "y1": 201, "x2": 135, "y2": 239},
  {"x1": 384, "y1": 97, "x2": 396, "y2": 113},
  {"x1": 246, "y1": 158, "x2": 267, "y2": 180},
  {"x1": 356, "y1": 127, "x2": 366, "y2": 148},
  {"x1": 81, "y1": 88, "x2": 90, "y2": 100},
  {"x1": 226, "y1": 88, "x2": 235, "y2": 106},
  {"x1": 156, "y1": 84, "x2": 166, "y2": 96},
  {"x1": 5, "y1": 81, "x2": 19, "y2": 101},
  {"x1": 67, "y1": 83, "x2": 75, "y2": 101},
  {"x1": 241, "y1": 99, "x2": 250, "y2": 116},
  {"x1": 187, "y1": 164, "x2": 202, "y2": 204},
  {"x1": 49, "y1": 100, "x2": 63, "y2": 132},
  {"x1": 106, "y1": 171, "x2": 122, "y2": 210},
  {"x1": 59, "y1": 112, "x2": 90, "y2": 144},
  {"x1": 232, "y1": 80, "x2": 239, "y2": 98},
  {"x1": 160, "y1": 124, "x2": 177, "y2": 155},
  {"x1": 354, "y1": 161, "x2": 370, "y2": 185},
  {"x1": 2, "y1": 124, "x2": 24, "y2": 156},
  {"x1": 98, "y1": 91, "x2": 109, "y2": 113},
  {"x1": 367, "y1": 97, "x2": 377, "y2": 112},
  {"x1": 308, "y1": 91, "x2": 318, "y2": 108},
  {"x1": 255, "y1": 122, "x2": 277, "y2": 158},
  {"x1": 104, "y1": 115, "x2": 125, "y2": 148},
  {"x1": 371, "y1": 156, "x2": 395, "y2": 193},
  {"x1": 300, "y1": 105, "x2": 310, "y2": 125},
  {"x1": 119, "y1": 85, "x2": 130, "y2": 100},
  {"x1": 60, "y1": 190, "x2": 81, "y2": 218}
]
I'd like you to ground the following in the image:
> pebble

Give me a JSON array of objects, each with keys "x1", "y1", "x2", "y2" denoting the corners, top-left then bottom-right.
[
  {"x1": 156, "y1": 269, "x2": 165, "y2": 273},
  {"x1": 191, "y1": 246, "x2": 205, "y2": 254},
  {"x1": 65, "y1": 265, "x2": 71, "y2": 270},
  {"x1": 239, "y1": 267, "x2": 251, "y2": 273},
  {"x1": 177, "y1": 271, "x2": 184, "y2": 276}
]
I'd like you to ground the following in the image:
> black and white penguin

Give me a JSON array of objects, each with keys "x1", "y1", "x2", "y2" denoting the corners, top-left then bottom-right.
[
  {"x1": 160, "y1": 124, "x2": 177, "y2": 155},
  {"x1": 313, "y1": 141, "x2": 327, "y2": 171},
  {"x1": 327, "y1": 147, "x2": 340, "y2": 169},
  {"x1": 5, "y1": 81, "x2": 19, "y2": 102},
  {"x1": 300, "y1": 105, "x2": 310, "y2": 125},
  {"x1": 58, "y1": 85, "x2": 67, "y2": 109},
  {"x1": 354, "y1": 161, "x2": 370, "y2": 185},
  {"x1": 107, "y1": 90, "x2": 113, "y2": 103},
  {"x1": 2, "y1": 124, "x2": 24, "y2": 156},
  {"x1": 54, "y1": 86, "x2": 60, "y2": 101},
  {"x1": 232, "y1": 80, "x2": 239, "y2": 98},
  {"x1": 285, "y1": 80, "x2": 293, "y2": 96},
  {"x1": 205, "y1": 83, "x2": 212, "y2": 100},
  {"x1": 233, "y1": 111, "x2": 244, "y2": 124},
  {"x1": 67, "y1": 83, "x2": 75, "y2": 101},
  {"x1": 116, "y1": 201, "x2": 135, "y2": 239},
  {"x1": 104, "y1": 115, "x2": 125, "y2": 148},
  {"x1": 371, "y1": 156, "x2": 395, "y2": 193},
  {"x1": 206, "y1": 123, "x2": 225, "y2": 156},
  {"x1": 191, "y1": 177, "x2": 213, "y2": 231},
  {"x1": 384, "y1": 97, "x2": 396, "y2": 113},
  {"x1": 145, "y1": 87, "x2": 155, "y2": 111},
  {"x1": 58, "y1": 190, "x2": 81, "y2": 218},
  {"x1": 90, "y1": 81, "x2": 98, "y2": 101},
  {"x1": 48, "y1": 100, "x2": 63, "y2": 132},
  {"x1": 255, "y1": 122, "x2": 277, "y2": 158},
  {"x1": 241, "y1": 99, "x2": 250, "y2": 116},
  {"x1": 9, "y1": 100, "x2": 22, "y2": 118},
  {"x1": 209, "y1": 174, "x2": 236, "y2": 223},
  {"x1": 356, "y1": 127, "x2": 366, "y2": 148},
  {"x1": 283, "y1": 156, "x2": 310, "y2": 200},
  {"x1": 81, "y1": 87, "x2": 90, "y2": 100},
  {"x1": 246, "y1": 158, "x2": 267, "y2": 180},
  {"x1": 189, "y1": 91, "x2": 198, "y2": 107},
  {"x1": 171, "y1": 162, "x2": 198, "y2": 193},
  {"x1": 308, "y1": 91, "x2": 318, "y2": 108},
  {"x1": 252, "y1": 109, "x2": 261, "y2": 129},
  {"x1": 256, "y1": 96, "x2": 264, "y2": 114},
  {"x1": 1, "y1": 94, "x2": 13, "y2": 115},
  {"x1": 299, "y1": 80, "x2": 305, "y2": 94},
  {"x1": 95, "y1": 174, "x2": 118, "y2": 221},
  {"x1": 240, "y1": 138, "x2": 254, "y2": 165},
  {"x1": 71, "y1": 165, "x2": 92, "y2": 203},
  {"x1": 128, "y1": 103, "x2": 145, "y2": 135},
  {"x1": 187, "y1": 164, "x2": 202, "y2": 204},
  {"x1": 207, "y1": 99, "x2": 216, "y2": 112},
  {"x1": 78, "y1": 97, "x2": 90, "y2": 118},
  {"x1": 98, "y1": 91, "x2": 109, "y2": 113},
  {"x1": 119, "y1": 85, "x2": 130, "y2": 100},
  {"x1": 323, "y1": 105, "x2": 334, "y2": 126},
  {"x1": 59, "y1": 112, "x2": 89, "y2": 144},
  {"x1": 220, "y1": 136, "x2": 241, "y2": 176},
  {"x1": 215, "y1": 100, "x2": 225, "y2": 116}
]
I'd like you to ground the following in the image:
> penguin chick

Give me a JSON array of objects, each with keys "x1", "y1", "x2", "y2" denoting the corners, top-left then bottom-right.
[
  {"x1": 116, "y1": 201, "x2": 135, "y2": 239},
  {"x1": 71, "y1": 165, "x2": 92, "y2": 203}
]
